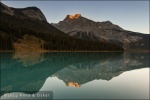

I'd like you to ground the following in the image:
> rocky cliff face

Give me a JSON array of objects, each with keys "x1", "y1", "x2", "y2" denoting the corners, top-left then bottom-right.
[
  {"x1": 0, "y1": 2, "x2": 47, "y2": 21},
  {"x1": 53, "y1": 14, "x2": 149, "y2": 50},
  {"x1": 0, "y1": 2, "x2": 14, "y2": 15}
]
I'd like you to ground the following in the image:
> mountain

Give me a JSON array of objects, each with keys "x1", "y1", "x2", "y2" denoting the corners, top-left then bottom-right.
[
  {"x1": 53, "y1": 14, "x2": 150, "y2": 50},
  {"x1": 0, "y1": 2, "x2": 47, "y2": 21},
  {"x1": 0, "y1": 2, "x2": 123, "y2": 51}
]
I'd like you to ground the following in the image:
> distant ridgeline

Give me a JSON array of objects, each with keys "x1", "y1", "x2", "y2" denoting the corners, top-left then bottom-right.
[{"x1": 1, "y1": 2, "x2": 148, "y2": 51}]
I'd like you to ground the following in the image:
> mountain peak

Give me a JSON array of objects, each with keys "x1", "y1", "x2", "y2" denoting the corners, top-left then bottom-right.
[
  {"x1": 69, "y1": 14, "x2": 81, "y2": 19},
  {"x1": 1, "y1": 2, "x2": 47, "y2": 22},
  {"x1": 65, "y1": 14, "x2": 81, "y2": 20}
]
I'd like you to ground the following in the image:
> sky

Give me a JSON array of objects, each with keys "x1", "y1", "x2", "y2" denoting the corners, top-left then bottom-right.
[{"x1": 1, "y1": 0, "x2": 149, "y2": 34}]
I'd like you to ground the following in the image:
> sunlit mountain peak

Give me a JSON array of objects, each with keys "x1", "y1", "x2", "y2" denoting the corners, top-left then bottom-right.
[{"x1": 68, "y1": 14, "x2": 81, "y2": 19}]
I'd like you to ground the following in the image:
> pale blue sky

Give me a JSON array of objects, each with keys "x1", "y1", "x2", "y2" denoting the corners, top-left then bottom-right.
[{"x1": 1, "y1": 1, "x2": 149, "y2": 34}]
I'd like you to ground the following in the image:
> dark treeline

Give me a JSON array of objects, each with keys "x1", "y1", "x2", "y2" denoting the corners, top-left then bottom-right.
[
  {"x1": 0, "y1": 12, "x2": 123, "y2": 51},
  {"x1": 0, "y1": 32, "x2": 14, "y2": 50}
]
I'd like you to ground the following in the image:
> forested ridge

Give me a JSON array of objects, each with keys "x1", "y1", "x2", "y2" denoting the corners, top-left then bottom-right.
[{"x1": 0, "y1": 12, "x2": 123, "y2": 51}]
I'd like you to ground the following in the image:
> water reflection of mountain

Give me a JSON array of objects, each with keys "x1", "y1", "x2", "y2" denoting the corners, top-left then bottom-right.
[
  {"x1": 0, "y1": 52, "x2": 149, "y2": 95},
  {"x1": 54, "y1": 52, "x2": 149, "y2": 87}
]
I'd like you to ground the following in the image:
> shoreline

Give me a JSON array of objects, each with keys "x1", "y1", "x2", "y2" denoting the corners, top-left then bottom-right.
[{"x1": 0, "y1": 50, "x2": 149, "y2": 52}]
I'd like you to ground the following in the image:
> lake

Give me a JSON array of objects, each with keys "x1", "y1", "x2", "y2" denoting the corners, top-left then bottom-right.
[{"x1": 0, "y1": 52, "x2": 149, "y2": 99}]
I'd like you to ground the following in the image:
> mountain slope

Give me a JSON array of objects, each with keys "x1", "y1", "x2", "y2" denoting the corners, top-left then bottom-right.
[
  {"x1": 0, "y1": 2, "x2": 47, "y2": 21},
  {"x1": 53, "y1": 14, "x2": 149, "y2": 50},
  {"x1": 0, "y1": 3, "x2": 123, "y2": 51}
]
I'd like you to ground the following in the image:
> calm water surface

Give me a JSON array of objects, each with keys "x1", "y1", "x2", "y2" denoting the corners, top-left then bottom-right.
[{"x1": 0, "y1": 52, "x2": 149, "y2": 99}]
